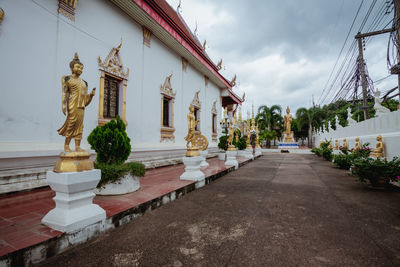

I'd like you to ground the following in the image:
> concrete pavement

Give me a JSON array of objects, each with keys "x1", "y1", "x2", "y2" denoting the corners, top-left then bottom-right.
[{"x1": 38, "y1": 153, "x2": 400, "y2": 266}]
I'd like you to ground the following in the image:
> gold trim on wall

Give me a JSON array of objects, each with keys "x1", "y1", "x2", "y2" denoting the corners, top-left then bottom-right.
[
  {"x1": 143, "y1": 26, "x2": 152, "y2": 48},
  {"x1": 182, "y1": 57, "x2": 188, "y2": 72},
  {"x1": 58, "y1": 0, "x2": 78, "y2": 21},
  {"x1": 211, "y1": 100, "x2": 217, "y2": 142}
]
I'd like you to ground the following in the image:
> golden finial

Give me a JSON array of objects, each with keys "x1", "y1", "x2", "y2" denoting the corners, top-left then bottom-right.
[
  {"x1": 217, "y1": 59, "x2": 222, "y2": 70},
  {"x1": 202, "y1": 40, "x2": 207, "y2": 50},
  {"x1": 0, "y1": 8, "x2": 4, "y2": 23},
  {"x1": 231, "y1": 74, "x2": 237, "y2": 86},
  {"x1": 242, "y1": 92, "x2": 245, "y2": 102},
  {"x1": 117, "y1": 38, "x2": 123, "y2": 51}
]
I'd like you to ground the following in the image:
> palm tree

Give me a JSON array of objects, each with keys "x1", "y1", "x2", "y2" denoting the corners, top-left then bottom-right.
[
  {"x1": 295, "y1": 106, "x2": 324, "y2": 147},
  {"x1": 256, "y1": 105, "x2": 282, "y2": 146}
]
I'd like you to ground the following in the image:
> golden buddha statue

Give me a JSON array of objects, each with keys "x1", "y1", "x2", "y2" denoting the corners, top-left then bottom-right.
[
  {"x1": 342, "y1": 139, "x2": 348, "y2": 150},
  {"x1": 284, "y1": 106, "x2": 294, "y2": 142},
  {"x1": 235, "y1": 132, "x2": 239, "y2": 143},
  {"x1": 54, "y1": 53, "x2": 96, "y2": 173},
  {"x1": 328, "y1": 140, "x2": 333, "y2": 149},
  {"x1": 58, "y1": 53, "x2": 96, "y2": 152},
  {"x1": 255, "y1": 128, "x2": 261, "y2": 149},
  {"x1": 370, "y1": 135, "x2": 384, "y2": 158},
  {"x1": 184, "y1": 104, "x2": 200, "y2": 156},
  {"x1": 334, "y1": 139, "x2": 339, "y2": 150},
  {"x1": 227, "y1": 122, "x2": 236, "y2": 151},
  {"x1": 246, "y1": 119, "x2": 252, "y2": 149},
  {"x1": 353, "y1": 137, "x2": 361, "y2": 151}
]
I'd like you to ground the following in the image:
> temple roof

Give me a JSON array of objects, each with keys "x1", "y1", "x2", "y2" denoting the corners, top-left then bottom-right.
[{"x1": 111, "y1": 0, "x2": 241, "y2": 105}]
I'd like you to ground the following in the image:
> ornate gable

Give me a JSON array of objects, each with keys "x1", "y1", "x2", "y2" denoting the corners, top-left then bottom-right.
[
  {"x1": 191, "y1": 90, "x2": 201, "y2": 109},
  {"x1": 211, "y1": 100, "x2": 217, "y2": 114},
  {"x1": 160, "y1": 74, "x2": 176, "y2": 98},
  {"x1": 98, "y1": 40, "x2": 129, "y2": 80}
]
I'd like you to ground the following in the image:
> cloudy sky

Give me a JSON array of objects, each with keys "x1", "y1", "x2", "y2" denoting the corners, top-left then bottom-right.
[{"x1": 166, "y1": 0, "x2": 396, "y2": 116}]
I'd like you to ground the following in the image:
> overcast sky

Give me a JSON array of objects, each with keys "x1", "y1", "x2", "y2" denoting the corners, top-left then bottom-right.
[{"x1": 166, "y1": 0, "x2": 396, "y2": 117}]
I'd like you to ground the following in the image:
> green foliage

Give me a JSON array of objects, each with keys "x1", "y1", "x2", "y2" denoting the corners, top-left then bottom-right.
[
  {"x1": 234, "y1": 137, "x2": 247, "y2": 150},
  {"x1": 87, "y1": 116, "x2": 131, "y2": 165},
  {"x1": 218, "y1": 135, "x2": 228, "y2": 151},
  {"x1": 95, "y1": 161, "x2": 145, "y2": 188},
  {"x1": 322, "y1": 148, "x2": 333, "y2": 161},
  {"x1": 351, "y1": 157, "x2": 400, "y2": 187}
]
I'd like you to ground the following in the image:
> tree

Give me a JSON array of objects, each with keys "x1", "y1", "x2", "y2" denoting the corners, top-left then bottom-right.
[
  {"x1": 295, "y1": 106, "x2": 324, "y2": 147},
  {"x1": 256, "y1": 105, "x2": 282, "y2": 146}
]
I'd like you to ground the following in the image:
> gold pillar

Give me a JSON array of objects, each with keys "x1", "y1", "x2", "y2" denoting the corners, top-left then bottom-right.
[{"x1": 98, "y1": 72, "x2": 105, "y2": 120}]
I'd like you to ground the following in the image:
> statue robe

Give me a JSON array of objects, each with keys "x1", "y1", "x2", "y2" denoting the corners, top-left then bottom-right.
[{"x1": 58, "y1": 76, "x2": 93, "y2": 140}]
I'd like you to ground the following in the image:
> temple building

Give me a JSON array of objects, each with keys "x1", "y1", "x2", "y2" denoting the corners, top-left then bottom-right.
[{"x1": 0, "y1": 0, "x2": 242, "y2": 193}]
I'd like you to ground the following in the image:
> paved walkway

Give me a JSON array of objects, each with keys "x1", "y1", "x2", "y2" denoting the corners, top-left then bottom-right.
[{"x1": 39, "y1": 154, "x2": 400, "y2": 266}]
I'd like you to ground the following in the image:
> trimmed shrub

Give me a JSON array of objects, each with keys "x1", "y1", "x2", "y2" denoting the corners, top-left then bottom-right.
[
  {"x1": 95, "y1": 161, "x2": 145, "y2": 188},
  {"x1": 87, "y1": 116, "x2": 131, "y2": 165},
  {"x1": 218, "y1": 135, "x2": 228, "y2": 151}
]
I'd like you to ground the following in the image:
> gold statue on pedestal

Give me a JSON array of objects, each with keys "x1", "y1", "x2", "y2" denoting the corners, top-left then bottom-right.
[
  {"x1": 283, "y1": 106, "x2": 294, "y2": 142},
  {"x1": 342, "y1": 139, "x2": 348, "y2": 150},
  {"x1": 54, "y1": 53, "x2": 96, "y2": 173},
  {"x1": 255, "y1": 127, "x2": 261, "y2": 149},
  {"x1": 353, "y1": 137, "x2": 361, "y2": 151},
  {"x1": 334, "y1": 139, "x2": 339, "y2": 150},
  {"x1": 328, "y1": 140, "x2": 333, "y2": 149},
  {"x1": 246, "y1": 118, "x2": 252, "y2": 149},
  {"x1": 184, "y1": 104, "x2": 200, "y2": 156},
  {"x1": 370, "y1": 135, "x2": 384, "y2": 158},
  {"x1": 227, "y1": 122, "x2": 236, "y2": 151}
]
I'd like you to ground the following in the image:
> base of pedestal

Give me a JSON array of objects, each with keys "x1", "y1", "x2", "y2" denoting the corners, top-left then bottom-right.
[
  {"x1": 278, "y1": 142, "x2": 299, "y2": 149},
  {"x1": 180, "y1": 156, "x2": 205, "y2": 181},
  {"x1": 255, "y1": 148, "x2": 262, "y2": 156},
  {"x1": 42, "y1": 170, "x2": 106, "y2": 233},
  {"x1": 244, "y1": 148, "x2": 254, "y2": 159},
  {"x1": 199, "y1": 150, "x2": 209, "y2": 167},
  {"x1": 225, "y1": 150, "x2": 238, "y2": 170}
]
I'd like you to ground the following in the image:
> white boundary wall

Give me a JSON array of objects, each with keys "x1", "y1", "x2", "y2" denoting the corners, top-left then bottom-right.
[{"x1": 314, "y1": 110, "x2": 400, "y2": 160}]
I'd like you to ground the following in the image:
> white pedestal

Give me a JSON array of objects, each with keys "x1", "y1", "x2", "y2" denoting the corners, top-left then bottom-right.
[
  {"x1": 180, "y1": 156, "x2": 205, "y2": 181},
  {"x1": 255, "y1": 148, "x2": 262, "y2": 156},
  {"x1": 94, "y1": 174, "x2": 140, "y2": 195},
  {"x1": 199, "y1": 150, "x2": 209, "y2": 167},
  {"x1": 244, "y1": 148, "x2": 254, "y2": 160},
  {"x1": 42, "y1": 170, "x2": 106, "y2": 233},
  {"x1": 218, "y1": 152, "x2": 226, "y2": 161},
  {"x1": 237, "y1": 150, "x2": 247, "y2": 157},
  {"x1": 225, "y1": 150, "x2": 238, "y2": 170}
]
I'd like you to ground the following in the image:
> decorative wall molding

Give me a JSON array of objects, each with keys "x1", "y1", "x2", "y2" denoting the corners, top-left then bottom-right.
[
  {"x1": 191, "y1": 90, "x2": 201, "y2": 109},
  {"x1": 98, "y1": 39, "x2": 129, "y2": 80},
  {"x1": 211, "y1": 100, "x2": 217, "y2": 115},
  {"x1": 160, "y1": 74, "x2": 176, "y2": 98},
  {"x1": 143, "y1": 26, "x2": 152, "y2": 47},
  {"x1": 98, "y1": 40, "x2": 129, "y2": 126},
  {"x1": 160, "y1": 74, "x2": 176, "y2": 142},
  {"x1": 182, "y1": 57, "x2": 188, "y2": 72},
  {"x1": 58, "y1": 0, "x2": 78, "y2": 21}
]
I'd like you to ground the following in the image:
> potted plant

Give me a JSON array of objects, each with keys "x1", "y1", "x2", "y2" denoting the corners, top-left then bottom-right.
[
  {"x1": 87, "y1": 116, "x2": 145, "y2": 195},
  {"x1": 217, "y1": 135, "x2": 228, "y2": 160},
  {"x1": 351, "y1": 157, "x2": 400, "y2": 188}
]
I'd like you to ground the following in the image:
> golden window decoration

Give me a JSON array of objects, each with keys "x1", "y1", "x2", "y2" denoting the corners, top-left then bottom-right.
[
  {"x1": 160, "y1": 74, "x2": 176, "y2": 142},
  {"x1": 143, "y1": 27, "x2": 152, "y2": 48},
  {"x1": 211, "y1": 100, "x2": 218, "y2": 142},
  {"x1": 58, "y1": 0, "x2": 78, "y2": 21},
  {"x1": 98, "y1": 39, "x2": 129, "y2": 126},
  {"x1": 191, "y1": 90, "x2": 201, "y2": 132}
]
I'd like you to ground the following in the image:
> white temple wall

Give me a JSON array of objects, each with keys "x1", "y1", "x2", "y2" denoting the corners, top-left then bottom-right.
[
  {"x1": 314, "y1": 110, "x2": 400, "y2": 160},
  {"x1": 0, "y1": 0, "x2": 223, "y2": 158}
]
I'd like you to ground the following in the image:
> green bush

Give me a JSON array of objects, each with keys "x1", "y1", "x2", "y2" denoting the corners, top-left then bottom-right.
[
  {"x1": 95, "y1": 161, "x2": 145, "y2": 188},
  {"x1": 87, "y1": 116, "x2": 131, "y2": 165},
  {"x1": 332, "y1": 153, "x2": 355, "y2": 169},
  {"x1": 322, "y1": 148, "x2": 333, "y2": 161},
  {"x1": 234, "y1": 137, "x2": 247, "y2": 150},
  {"x1": 351, "y1": 157, "x2": 400, "y2": 187},
  {"x1": 218, "y1": 135, "x2": 228, "y2": 151}
]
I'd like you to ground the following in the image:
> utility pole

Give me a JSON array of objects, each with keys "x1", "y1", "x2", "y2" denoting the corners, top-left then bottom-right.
[
  {"x1": 395, "y1": 0, "x2": 400, "y2": 109},
  {"x1": 356, "y1": 32, "x2": 370, "y2": 120},
  {"x1": 354, "y1": 28, "x2": 394, "y2": 119}
]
